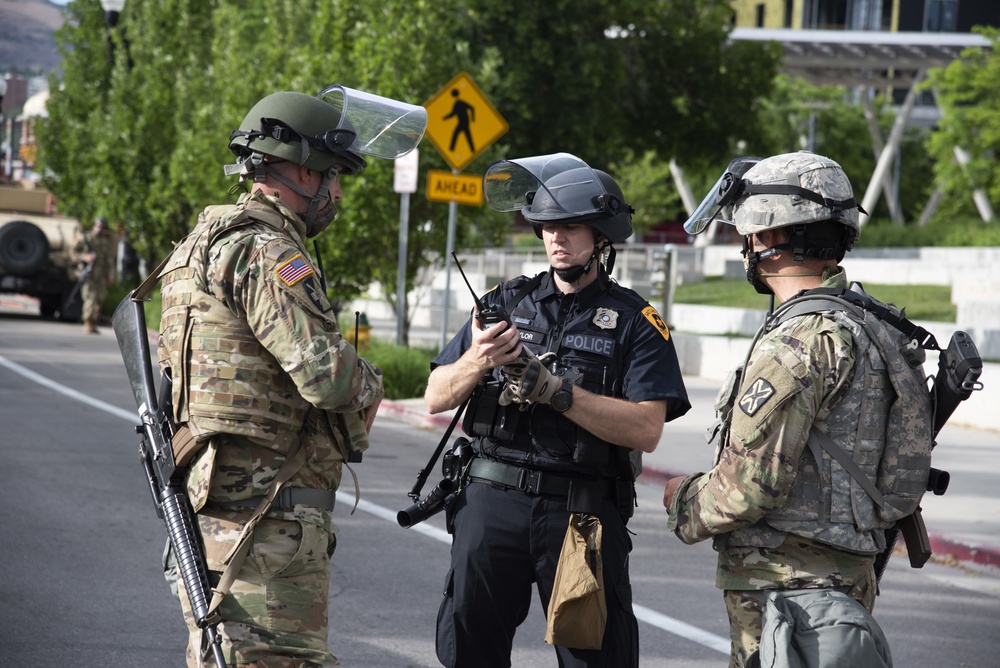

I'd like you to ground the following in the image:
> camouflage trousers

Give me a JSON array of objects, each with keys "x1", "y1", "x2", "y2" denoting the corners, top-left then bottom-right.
[
  {"x1": 173, "y1": 507, "x2": 338, "y2": 667},
  {"x1": 81, "y1": 279, "x2": 106, "y2": 324},
  {"x1": 722, "y1": 579, "x2": 876, "y2": 668}
]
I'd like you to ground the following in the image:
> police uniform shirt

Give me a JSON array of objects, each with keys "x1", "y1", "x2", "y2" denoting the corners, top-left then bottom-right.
[{"x1": 433, "y1": 270, "x2": 690, "y2": 476}]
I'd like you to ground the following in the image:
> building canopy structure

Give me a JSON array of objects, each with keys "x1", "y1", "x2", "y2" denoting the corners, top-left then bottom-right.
[{"x1": 726, "y1": 27, "x2": 994, "y2": 225}]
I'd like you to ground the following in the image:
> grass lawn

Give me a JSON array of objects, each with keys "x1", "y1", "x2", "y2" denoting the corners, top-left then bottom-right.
[{"x1": 674, "y1": 277, "x2": 956, "y2": 323}]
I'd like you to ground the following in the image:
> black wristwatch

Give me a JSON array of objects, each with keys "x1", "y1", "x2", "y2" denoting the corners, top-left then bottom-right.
[{"x1": 550, "y1": 379, "x2": 574, "y2": 414}]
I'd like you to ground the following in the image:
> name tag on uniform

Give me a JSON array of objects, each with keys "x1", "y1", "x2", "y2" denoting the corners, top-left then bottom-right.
[
  {"x1": 519, "y1": 329, "x2": 544, "y2": 345},
  {"x1": 563, "y1": 333, "x2": 615, "y2": 357}
]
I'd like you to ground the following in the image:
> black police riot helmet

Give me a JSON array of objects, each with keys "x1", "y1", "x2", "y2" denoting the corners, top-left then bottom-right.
[
  {"x1": 226, "y1": 86, "x2": 427, "y2": 180},
  {"x1": 483, "y1": 153, "x2": 634, "y2": 243}
]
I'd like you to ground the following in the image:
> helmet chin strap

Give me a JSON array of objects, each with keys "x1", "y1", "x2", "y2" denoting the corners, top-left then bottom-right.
[
  {"x1": 743, "y1": 239, "x2": 823, "y2": 294},
  {"x1": 266, "y1": 166, "x2": 338, "y2": 236},
  {"x1": 553, "y1": 235, "x2": 610, "y2": 283}
]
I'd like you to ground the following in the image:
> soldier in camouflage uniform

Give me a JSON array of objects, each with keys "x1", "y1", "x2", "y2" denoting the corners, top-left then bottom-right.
[
  {"x1": 662, "y1": 152, "x2": 900, "y2": 667},
  {"x1": 156, "y1": 86, "x2": 426, "y2": 667},
  {"x1": 74, "y1": 216, "x2": 115, "y2": 333}
]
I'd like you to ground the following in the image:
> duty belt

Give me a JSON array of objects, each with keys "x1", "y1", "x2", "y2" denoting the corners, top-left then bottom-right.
[
  {"x1": 467, "y1": 458, "x2": 615, "y2": 498},
  {"x1": 212, "y1": 487, "x2": 337, "y2": 512}
]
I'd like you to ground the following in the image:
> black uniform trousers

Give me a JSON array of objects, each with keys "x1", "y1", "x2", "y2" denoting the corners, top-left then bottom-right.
[{"x1": 436, "y1": 479, "x2": 639, "y2": 668}]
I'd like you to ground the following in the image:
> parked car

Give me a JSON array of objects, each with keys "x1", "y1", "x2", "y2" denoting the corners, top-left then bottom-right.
[{"x1": 0, "y1": 185, "x2": 83, "y2": 321}]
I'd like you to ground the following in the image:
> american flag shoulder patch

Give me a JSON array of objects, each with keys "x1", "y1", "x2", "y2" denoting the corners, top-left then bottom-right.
[{"x1": 275, "y1": 253, "x2": 314, "y2": 286}]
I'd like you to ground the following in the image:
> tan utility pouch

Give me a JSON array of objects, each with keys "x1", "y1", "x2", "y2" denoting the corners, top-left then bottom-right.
[
  {"x1": 545, "y1": 513, "x2": 607, "y2": 650},
  {"x1": 171, "y1": 424, "x2": 202, "y2": 468}
]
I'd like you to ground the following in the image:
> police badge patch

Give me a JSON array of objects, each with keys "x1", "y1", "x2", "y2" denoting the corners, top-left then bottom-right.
[
  {"x1": 593, "y1": 308, "x2": 618, "y2": 330},
  {"x1": 739, "y1": 377, "x2": 776, "y2": 416}
]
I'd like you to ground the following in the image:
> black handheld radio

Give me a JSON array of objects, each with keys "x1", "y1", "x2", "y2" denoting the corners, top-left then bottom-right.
[{"x1": 451, "y1": 251, "x2": 509, "y2": 333}]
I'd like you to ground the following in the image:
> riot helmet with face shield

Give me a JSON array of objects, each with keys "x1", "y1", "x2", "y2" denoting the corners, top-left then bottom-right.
[
  {"x1": 226, "y1": 86, "x2": 427, "y2": 236},
  {"x1": 684, "y1": 151, "x2": 864, "y2": 293},
  {"x1": 484, "y1": 153, "x2": 634, "y2": 280}
]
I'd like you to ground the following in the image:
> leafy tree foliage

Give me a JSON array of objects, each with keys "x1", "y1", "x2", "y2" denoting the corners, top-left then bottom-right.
[
  {"x1": 37, "y1": 0, "x2": 778, "y2": 341},
  {"x1": 744, "y1": 74, "x2": 934, "y2": 225},
  {"x1": 924, "y1": 26, "x2": 1000, "y2": 222}
]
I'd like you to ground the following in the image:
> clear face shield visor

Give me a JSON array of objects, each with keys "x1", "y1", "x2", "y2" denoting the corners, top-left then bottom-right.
[
  {"x1": 683, "y1": 157, "x2": 762, "y2": 235},
  {"x1": 316, "y1": 85, "x2": 428, "y2": 162},
  {"x1": 482, "y1": 152, "x2": 609, "y2": 220}
]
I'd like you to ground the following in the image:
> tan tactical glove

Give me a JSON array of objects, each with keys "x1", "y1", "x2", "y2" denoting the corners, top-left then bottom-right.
[{"x1": 499, "y1": 351, "x2": 560, "y2": 406}]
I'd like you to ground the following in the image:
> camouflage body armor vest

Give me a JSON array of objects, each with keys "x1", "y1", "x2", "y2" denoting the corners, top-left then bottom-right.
[
  {"x1": 158, "y1": 202, "x2": 311, "y2": 454},
  {"x1": 722, "y1": 288, "x2": 932, "y2": 555}
]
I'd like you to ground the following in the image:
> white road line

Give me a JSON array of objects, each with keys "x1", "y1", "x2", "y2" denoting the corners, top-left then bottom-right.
[
  {"x1": 3, "y1": 352, "x2": 731, "y2": 655},
  {"x1": 0, "y1": 353, "x2": 138, "y2": 423}
]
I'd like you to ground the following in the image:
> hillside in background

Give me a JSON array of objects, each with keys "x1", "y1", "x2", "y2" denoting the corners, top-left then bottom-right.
[{"x1": 0, "y1": 0, "x2": 65, "y2": 75}]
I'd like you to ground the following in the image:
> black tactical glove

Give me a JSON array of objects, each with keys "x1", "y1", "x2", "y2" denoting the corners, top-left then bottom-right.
[{"x1": 499, "y1": 351, "x2": 560, "y2": 407}]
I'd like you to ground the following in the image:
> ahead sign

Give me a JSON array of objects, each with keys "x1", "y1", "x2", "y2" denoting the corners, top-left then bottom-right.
[
  {"x1": 423, "y1": 72, "x2": 508, "y2": 172},
  {"x1": 426, "y1": 170, "x2": 483, "y2": 206}
]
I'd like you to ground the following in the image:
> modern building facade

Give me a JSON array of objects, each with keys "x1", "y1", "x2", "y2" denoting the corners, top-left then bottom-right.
[{"x1": 730, "y1": 0, "x2": 997, "y2": 32}]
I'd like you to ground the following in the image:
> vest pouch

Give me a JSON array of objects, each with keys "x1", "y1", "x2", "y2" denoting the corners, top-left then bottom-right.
[
  {"x1": 340, "y1": 410, "x2": 369, "y2": 462},
  {"x1": 463, "y1": 379, "x2": 521, "y2": 442},
  {"x1": 572, "y1": 432, "x2": 611, "y2": 469}
]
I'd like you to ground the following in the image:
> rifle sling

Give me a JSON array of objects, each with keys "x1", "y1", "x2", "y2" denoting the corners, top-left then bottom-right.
[{"x1": 206, "y1": 437, "x2": 310, "y2": 624}]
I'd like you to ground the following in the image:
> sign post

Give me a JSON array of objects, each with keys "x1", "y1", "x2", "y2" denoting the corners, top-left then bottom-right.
[
  {"x1": 393, "y1": 149, "x2": 419, "y2": 345},
  {"x1": 423, "y1": 72, "x2": 508, "y2": 347}
]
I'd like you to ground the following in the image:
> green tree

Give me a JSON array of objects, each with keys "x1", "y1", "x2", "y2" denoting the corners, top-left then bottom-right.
[
  {"x1": 744, "y1": 74, "x2": 934, "y2": 225},
  {"x1": 36, "y1": 0, "x2": 780, "y2": 343},
  {"x1": 924, "y1": 26, "x2": 1000, "y2": 222}
]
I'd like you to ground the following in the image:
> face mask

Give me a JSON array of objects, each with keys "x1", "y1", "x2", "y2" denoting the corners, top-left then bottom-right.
[{"x1": 304, "y1": 170, "x2": 339, "y2": 237}]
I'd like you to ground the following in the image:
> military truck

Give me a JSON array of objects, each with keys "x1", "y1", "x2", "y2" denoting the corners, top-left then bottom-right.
[{"x1": 0, "y1": 185, "x2": 84, "y2": 321}]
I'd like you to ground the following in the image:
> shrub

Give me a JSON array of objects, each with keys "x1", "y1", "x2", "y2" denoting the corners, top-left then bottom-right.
[{"x1": 364, "y1": 337, "x2": 438, "y2": 400}]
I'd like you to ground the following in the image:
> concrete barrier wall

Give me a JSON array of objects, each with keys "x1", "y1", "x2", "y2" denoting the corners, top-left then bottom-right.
[{"x1": 673, "y1": 332, "x2": 998, "y2": 433}]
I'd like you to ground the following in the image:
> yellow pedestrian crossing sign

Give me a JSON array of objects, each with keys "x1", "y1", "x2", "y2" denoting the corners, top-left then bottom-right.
[{"x1": 424, "y1": 72, "x2": 508, "y2": 172}]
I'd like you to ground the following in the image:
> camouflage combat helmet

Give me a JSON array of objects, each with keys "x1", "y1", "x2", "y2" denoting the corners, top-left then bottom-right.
[
  {"x1": 732, "y1": 152, "x2": 862, "y2": 238},
  {"x1": 228, "y1": 91, "x2": 366, "y2": 176}
]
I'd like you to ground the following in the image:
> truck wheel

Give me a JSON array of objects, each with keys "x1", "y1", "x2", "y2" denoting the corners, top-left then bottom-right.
[{"x1": 0, "y1": 220, "x2": 50, "y2": 276}]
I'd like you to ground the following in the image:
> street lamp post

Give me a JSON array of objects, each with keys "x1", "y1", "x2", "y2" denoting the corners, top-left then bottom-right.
[
  {"x1": 0, "y1": 77, "x2": 7, "y2": 182},
  {"x1": 100, "y1": 0, "x2": 127, "y2": 67}
]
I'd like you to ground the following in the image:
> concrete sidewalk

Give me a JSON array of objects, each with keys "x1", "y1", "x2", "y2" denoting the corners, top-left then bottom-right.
[{"x1": 379, "y1": 375, "x2": 1000, "y2": 574}]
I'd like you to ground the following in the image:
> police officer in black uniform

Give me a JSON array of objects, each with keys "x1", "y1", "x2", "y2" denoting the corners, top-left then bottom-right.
[{"x1": 424, "y1": 153, "x2": 691, "y2": 668}]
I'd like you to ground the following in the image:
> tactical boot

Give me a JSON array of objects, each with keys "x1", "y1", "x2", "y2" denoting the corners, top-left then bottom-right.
[{"x1": 83, "y1": 320, "x2": 98, "y2": 334}]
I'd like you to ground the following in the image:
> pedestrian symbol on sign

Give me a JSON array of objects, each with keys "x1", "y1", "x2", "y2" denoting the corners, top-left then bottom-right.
[
  {"x1": 424, "y1": 72, "x2": 508, "y2": 172},
  {"x1": 445, "y1": 89, "x2": 476, "y2": 154}
]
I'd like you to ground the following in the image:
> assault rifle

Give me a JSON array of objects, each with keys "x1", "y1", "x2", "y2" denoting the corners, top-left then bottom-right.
[
  {"x1": 879, "y1": 330, "x2": 984, "y2": 578},
  {"x1": 112, "y1": 293, "x2": 228, "y2": 667},
  {"x1": 62, "y1": 257, "x2": 94, "y2": 316}
]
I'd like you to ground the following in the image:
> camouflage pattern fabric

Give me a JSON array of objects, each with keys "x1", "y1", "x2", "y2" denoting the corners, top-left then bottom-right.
[
  {"x1": 75, "y1": 227, "x2": 115, "y2": 325},
  {"x1": 667, "y1": 268, "x2": 880, "y2": 664},
  {"x1": 158, "y1": 191, "x2": 383, "y2": 666}
]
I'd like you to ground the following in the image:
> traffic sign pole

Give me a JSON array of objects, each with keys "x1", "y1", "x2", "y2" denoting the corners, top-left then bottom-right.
[
  {"x1": 440, "y1": 171, "x2": 459, "y2": 349},
  {"x1": 396, "y1": 191, "x2": 409, "y2": 346}
]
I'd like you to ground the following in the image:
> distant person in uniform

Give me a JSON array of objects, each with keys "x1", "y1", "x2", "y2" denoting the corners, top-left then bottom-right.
[
  {"x1": 445, "y1": 88, "x2": 475, "y2": 153},
  {"x1": 117, "y1": 223, "x2": 141, "y2": 285},
  {"x1": 74, "y1": 216, "x2": 115, "y2": 333}
]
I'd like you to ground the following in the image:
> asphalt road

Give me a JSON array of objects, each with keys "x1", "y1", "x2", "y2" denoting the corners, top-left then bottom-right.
[{"x1": 2, "y1": 312, "x2": 999, "y2": 667}]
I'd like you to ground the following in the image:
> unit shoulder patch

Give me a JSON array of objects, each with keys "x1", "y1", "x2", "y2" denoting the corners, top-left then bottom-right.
[
  {"x1": 738, "y1": 377, "x2": 776, "y2": 416},
  {"x1": 642, "y1": 305, "x2": 671, "y2": 341}
]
